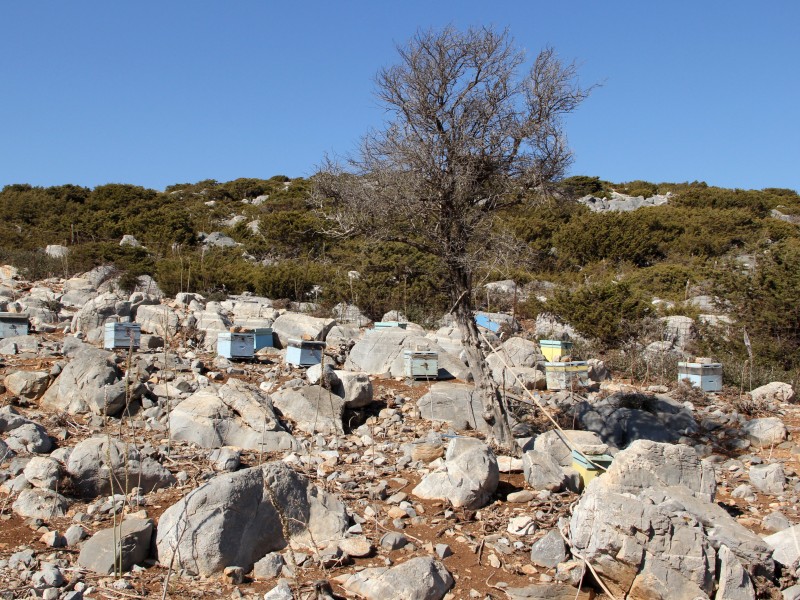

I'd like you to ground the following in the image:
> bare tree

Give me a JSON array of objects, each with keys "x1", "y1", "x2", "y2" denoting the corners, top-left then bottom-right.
[{"x1": 314, "y1": 26, "x2": 591, "y2": 449}]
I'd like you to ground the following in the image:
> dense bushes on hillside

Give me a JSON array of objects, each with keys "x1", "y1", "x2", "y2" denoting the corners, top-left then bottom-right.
[{"x1": 1, "y1": 176, "x2": 799, "y2": 383}]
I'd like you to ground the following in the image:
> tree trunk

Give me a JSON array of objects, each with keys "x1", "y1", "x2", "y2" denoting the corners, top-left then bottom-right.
[{"x1": 451, "y1": 276, "x2": 515, "y2": 451}]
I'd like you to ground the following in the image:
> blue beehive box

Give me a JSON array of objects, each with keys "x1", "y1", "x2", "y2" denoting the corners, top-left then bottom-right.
[
  {"x1": 475, "y1": 313, "x2": 501, "y2": 333},
  {"x1": 678, "y1": 361, "x2": 722, "y2": 392},
  {"x1": 104, "y1": 322, "x2": 141, "y2": 350},
  {"x1": 374, "y1": 321, "x2": 407, "y2": 330},
  {"x1": 218, "y1": 332, "x2": 255, "y2": 360},
  {"x1": 250, "y1": 327, "x2": 274, "y2": 350},
  {"x1": 286, "y1": 338, "x2": 325, "y2": 366},
  {"x1": 0, "y1": 313, "x2": 29, "y2": 338}
]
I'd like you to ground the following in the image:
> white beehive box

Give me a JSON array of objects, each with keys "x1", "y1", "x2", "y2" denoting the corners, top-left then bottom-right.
[
  {"x1": 103, "y1": 322, "x2": 141, "y2": 350},
  {"x1": 218, "y1": 332, "x2": 255, "y2": 360},
  {"x1": 404, "y1": 350, "x2": 438, "y2": 379},
  {"x1": 544, "y1": 361, "x2": 589, "y2": 390},
  {"x1": 678, "y1": 361, "x2": 723, "y2": 392}
]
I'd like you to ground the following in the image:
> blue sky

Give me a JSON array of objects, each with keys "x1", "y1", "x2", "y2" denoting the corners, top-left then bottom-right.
[{"x1": 1, "y1": 1, "x2": 798, "y2": 191}]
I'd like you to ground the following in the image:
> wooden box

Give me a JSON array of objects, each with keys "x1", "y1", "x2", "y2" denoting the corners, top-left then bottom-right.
[
  {"x1": 218, "y1": 332, "x2": 255, "y2": 359},
  {"x1": 678, "y1": 361, "x2": 723, "y2": 392},
  {"x1": 403, "y1": 350, "x2": 438, "y2": 379},
  {"x1": 539, "y1": 339, "x2": 573, "y2": 362},
  {"x1": 103, "y1": 322, "x2": 141, "y2": 350},
  {"x1": 544, "y1": 361, "x2": 589, "y2": 390},
  {"x1": 286, "y1": 339, "x2": 325, "y2": 366},
  {"x1": 0, "y1": 313, "x2": 29, "y2": 338}
]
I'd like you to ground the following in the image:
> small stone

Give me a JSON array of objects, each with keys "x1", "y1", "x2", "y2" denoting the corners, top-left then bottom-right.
[
  {"x1": 506, "y1": 490, "x2": 535, "y2": 503},
  {"x1": 488, "y1": 554, "x2": 501, "y2": 568},
  {"x1": 253, "y1": 553, "x2": 284, "y2": 579},
  {"x1": 380, "y1": 532, "x2": 408, "y2": 550},
  {"x1": 224, "y1": 566, "x2": 244, "y2": 585},
  {"x1": 530, "y1": 530, "x2": 567, "y2": 569},
  {"x1": 507, "y1": 516, "x2": 536, "y2": 536},
  {"x1": 435, "y1": 544, "x2": 452, "y2": 559}
]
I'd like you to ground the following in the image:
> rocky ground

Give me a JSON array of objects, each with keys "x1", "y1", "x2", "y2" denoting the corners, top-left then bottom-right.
[{"x1": 1, "y1": 266, "x2": 799, "y2": 600}]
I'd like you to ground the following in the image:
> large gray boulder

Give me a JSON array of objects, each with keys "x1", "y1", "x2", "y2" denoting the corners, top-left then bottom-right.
[
  {"x1": 4, "y1": 370, "x2": 50, "y2": 400},
  {"x1": 155, "y1": 462, "x2": 348, "y2": 576},
  {"x1": 170, "y1": 379, "x2": 298, "y2": 451},
  {"x1": 77, "y1": 518, "x2": 153, "y2": 575},
  {"x1": 40, "y1": 346, "x2": 130, "y2": 416},
  {"x1": 271, "y1": 313, "x2": 335, "y2": 348},
  {"x1": 271, "y1": 386, "x2": 345, "y2": 435},
  {"x1": 0, "y1": 334, "x2": 39, "y2": 356},
  {"x1": 569, "y1": 440, "x2": 772, "y2": 600},
  {"x1": 0, "y1": 407, "x2": 52, "y2": 453},
  {"x1": 749, "y1": 382, "x2": 795, "y2": 404},
  {"x1": 346, "y1": 328, "x2": 469, "y2": 380},
  {"x1": 412, "y1": 437, "x2": 498, "y2": 509},
  {"x1": 135, "y1": 304, "x2": 180, "y2": 337},
  {"x1": 741, "y1": 417, "x2": 788, "y2": 448},
  {"x1": 763, "y1": 524, "x2": 800, "y2": 567},
  {"x1": 532, "y1": 430, "x2": 607, "y2": 467},
  {"x1": 572, "y1": 392, "x2": 698, "y2": 450},
  {"x1": 749, "y1": 463, "x2": 786, "y2": 495},
  {"x1": 12, "y1": 488, "x2": 68, "y2": 519},
  {"x1": 340, "y1": 556, "x2": 453, "y2": 600},
  {"x1": 66, "y1": 436, "x2": 176, "y2": 498},
  {"x1": 715, "y1": 545, "x2": 756, "y2": 600},
  {"x1": 522, "y1": 450, "x2": 567, "y2": 492},
  {"x1": 70, "y1": 291, "x2": 130, "y2": 336},
  {"x1": 416, "y1": 383, "x2": 490, "y2": 433}
]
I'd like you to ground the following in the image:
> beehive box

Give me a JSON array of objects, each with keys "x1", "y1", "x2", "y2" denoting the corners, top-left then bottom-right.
[
  {"x1": 571, "y1": 449, "x2": 614, "y2": 486},
  {"x1": 103, "y1": 322, "x2": 141, "y2": 350},
  {"x1": 0, "y1": 313, "x2": 29, "y2": 338},
  {"x1": 539, "y1": 339, "x2": 573, "y2": 362},
  {"x1": 218, "y1": 332, "x2": 255, "y2": 360},
  {"x1": 678, "y1": 361, "x2": 723, "y2": 392},
  {"x1": 286, "y1": 339, "x2": 325, "y2": 366},
  {"x1": 544, "y1": 361, "x2": 589, "y2": 390},
  {"x1": 374, "y1": 321, "x2": 407, "y2": 330},
  {"x1": 248, "y1": 327, "x2": 274, "y2": 350},
  {"x1": 475, "y1": 313, "x2": 501, "y2": 333},
  {"x1": 404, "y1": 350, "x2": 438, "y2": 379}
]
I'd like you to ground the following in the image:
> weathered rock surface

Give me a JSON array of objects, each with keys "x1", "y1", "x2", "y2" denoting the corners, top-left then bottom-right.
[
  {"x1": 12, "y1": 488, "x2": 68, "y2": 519},
  {"x1": 156, "y1": 462, "x2": 348, "y2": 576},
  {"x1": 741, "y1": 417, "x2": 788, "y2": 448},
  {"x1": 77, "y1": 518, "x2": 153, "y2": 574},
  {"x1": 23, "y1": 456, "x2": 62, "y2": 490},
  {"x1": 749, "y1": 381, "x2": 795, "y2": 405},
  {"x1": 572, "y1": 392, "x2": 697, "y2": 449},
  {"x1": 66, "y1": 436, "x2": 176, "y2": 497},
  {"x1": 135, "y1": 303, "x2": 180, "y2": 337},
  {"x1": 763, "y1": 524, "x2": 800, "y2": 567},
  {"x1": 4, "y1": 370, "x2": 50, "y2": 400},
  {"x1": 532, "y1": 430, "x2": 606, "y2": 467},
  {"x1": 271, "y1": 386, "x2": 345, "y2": 435},
  {"x1": 529, "y1": 529, "x2": 567, "y2": 568},
  {"x1": 339, "y1": 556, "x2": 453, "y2": 600},
  {"x1": 271, "y1": 313, "x2": 335, "y2": 348},
  {"x1": 416, "y1": 383, "x2": 490, "y2": 433},
  {"x1": 522, "y1": 450, "x2": 567, "y2": 492},
  {"x1": 412, "y1": 437, "x2": 499, "y2": 509},
  {"x1": 749, "y1": 463, "x2": 785, "y2": 494},
  {"x1": 170, "y1": 379, "x2": 298, "y2": 451},
  {"x1": 346, "y1": 328, "x2": 469, "y2": 380},
  {"x1": 569, "y1": 440, "x2": 772, "y2": 600},
  {"x1": 40, "y1": 346, "x2": 131, "y2": 416},
  {"x1": 0, "y1": 407, "x2": 52, "y2": 453}
]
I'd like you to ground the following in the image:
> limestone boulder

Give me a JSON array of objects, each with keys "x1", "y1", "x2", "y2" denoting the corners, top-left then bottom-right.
[
  {"x1": 78, "y1": 518, "x2": 153, "y2": 575},
  {"x1": 532, "y1": 430, "x2": 607, "y2": 467},
  {"x1": 412, "y1": 438, "x2": 498, "y2": 509},
  {"x1": 155, "y1": 462, "x2": 348, "y2": 576},
  {"x1": 416, "y1": 383, "x2": 490, "y2": 433},
  {"x1": 135, "y1": 304, "x2": 181, "y2": 337},
  {"x1": 741, "y1": 417, "x2": 788, "y2": 448},
  {"x1": 271, "y1": 313, "x2": 335, "y2": 348},
  {"x1": 67, "y1": 436, "x2": 175, "y2": 498},
  {"x1": 340, "y1": 556, "x2": 453, "y2": 600},
  {"x1": 40, "y1": 346, "x2": 131, "y2": 416},
  {"x1": 749, "y1": 381, "x2": 795, "y2": 404},
  {"x1": 170, "y1": 379, "x2": 298, "y2": 451},
  {"x1": 346, "y1": 328, "x2": 469, "y2": 380},
  {"x1": 522, "y1": 450, "x2": 567, "y2": 492},
  {"x1": 569, "y1": 440, "x2": 772, "y2": 600},
  {"x1": 271, "y1": 386, "x2": 345, "y2": 435},
  {"x1": 4, "y1": 370, "x2": 50, "y2": 400},
  {"x1": 70, "y1": 291, "x2": 130, "y2": 335}
]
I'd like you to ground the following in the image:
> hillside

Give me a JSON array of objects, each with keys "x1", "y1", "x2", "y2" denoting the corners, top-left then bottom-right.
[{"x1": 1, "y1": 176, "x2": 800, "y2": 386}]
